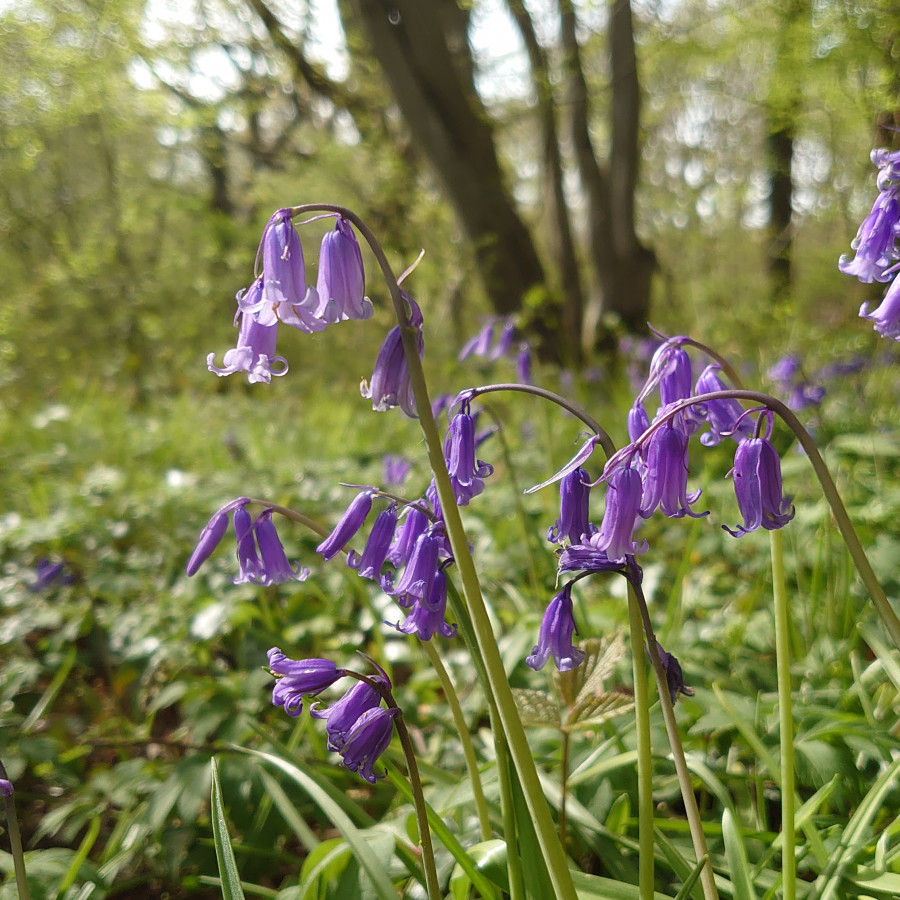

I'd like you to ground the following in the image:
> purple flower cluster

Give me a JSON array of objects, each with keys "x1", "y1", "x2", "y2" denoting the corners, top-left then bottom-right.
[
  {"x1": 186, "y1": 499, "x2": 308, "y2": 586},
  {"x1": 841, "y1": 148, "x2": 900, "y2": 339},
  {"x1": 528, "y1": 336, "x2": 797, "y2": 672},
  {"x1": 268, "y1": 648, "x2": 398, "y2": 783},
  {"x1": 459, "y1": 317, "x2": 533, "y2": 384},
  {"x1": 208, "y1": 210, "x2": 424, "y2": 415}
]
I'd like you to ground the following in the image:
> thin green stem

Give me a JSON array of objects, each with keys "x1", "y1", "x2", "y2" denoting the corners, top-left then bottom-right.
[
  {"x1": 384, "y1": 689, "x2": 442, "y2": 900},
  {"x1": 422, "y1": 640, "x2": 493, "y2": 842},
  {"x1": 771, "y1": 529, "x2": 796, "y2": 900},
  {"x1": 627, "y1": 586, "x2": 655, "y2": 900},
  {"x1": 559, "y1": 728, "x2": 570, "y2": 848},
  {"x1": 494, "y1": 726, "x2": 526, "y2": 900},
  {"x1": 630, "y1": 575, "x2": 719, "y2": 900},
  {"x1": 309, "y1": 203, "x2": 578, "y2": 900},
  {"x1": 0, "y1": 761, "x2": 29, "y2": 900}
]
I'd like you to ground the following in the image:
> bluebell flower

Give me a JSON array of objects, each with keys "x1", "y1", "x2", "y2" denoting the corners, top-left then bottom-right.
[
  {"x1": 724, "y1": 423, "x2": 794, "y2": 536},
  {"x1": 694, "y1": 364, "x2": 752, "y2": 446},
  {"x1": 253, "y1": 209, "x2": 326, "y2": 334},
  {"x1": 338, "y1": 706, "x2": 399, "y2": 783},
  {"x1": 28, "y1": 559, "x2": 75, "y2": 592},
  {"x1": 361, "y1": 294, "x2": 424, "y2": 417},
  {"x1": 387, "y1": 505, "x2": 430, "y2": 566},
  {"x1": 382, "y1": 454, "x2": 411, "y2": 487},
  {"x1": 516, "y1": 342, "x2": 533, "y2": 384},
  {"x1": 639, "y1": 423, "x2": 707, "y2": 519},
  {"x1": 233, "y1": 504, "x2": 264, "y2": 584},
  {"x1": 255, "y1": 510, "x2": 310, "y2": 585},
  {"x1": 458, "y1": 319, "x2": 495, "y2": 360},
  {"x1": 592, "y1": 464, "x2": 646, "y2": 561},
  {"x1": 315, "y1": 216, "x2": 372, "y2": 322},
  {"x1": 547, "y1": 466, "x2": 596, "y2": 545},
  {"x1": 311, "y1": 679, "x2": 386, "y2": 750},
  {"x1": 349, "y1": 503, "x2": 398, "y2": 582},
  {"x1": 860, "y1": 276, "x2": 900, "y2": 341},
  {"x1": 0, "y1": 779, "x2": 12, "y2": 797},
  {"x1": 390, "y1": 526, "x2": 444, "y2": 608},
  {"x1": 317, "y1": 488, "x2": 376, "y2": 560},
  {"x1": 208, "y1": 299, "x2": 289, "y2": 384},
  {"x1": 627, "y1": 401, "x2": 650, "y2": 443},
  {"x1": 557, "y1": 544, "x2": 627, "y2": 576},
  {"x1": 839, "y1": 185, "x2": 899, "y2": 283},
  {"x1": 526, "y1": 582, "x2": 585, "y2": 672},
  {"x1": 444, "y1": 403, "x2": 494, "y2": 505},
  {"x1": 186, "y1": 510, "x2": 230, "y2": 576},
  {"x1": 267, "y1": 648, "x2": 345, "y2": 717},
  {"x1": 658, "y1": 346, "x2": 693, "y2": 407},
  {"x1": 393, "y1": 566, "x2": 458, "y2": 641}
]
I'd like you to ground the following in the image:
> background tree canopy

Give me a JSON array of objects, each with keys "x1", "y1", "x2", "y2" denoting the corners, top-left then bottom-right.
[{"x1": 1, "y1": 0, "x2": 897, "y2": 401}]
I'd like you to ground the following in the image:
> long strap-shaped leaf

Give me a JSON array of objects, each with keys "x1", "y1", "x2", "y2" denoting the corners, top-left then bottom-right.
[
  {"x1": 242, "y1": 748, "x2": 400, "y2": 900},
  {"x1": 210, "y1": 757, "x2": 247, "y2": 900}
]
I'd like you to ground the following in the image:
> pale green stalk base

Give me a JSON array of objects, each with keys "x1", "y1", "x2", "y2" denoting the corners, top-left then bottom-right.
[
  {"x1": 4, "y1": 794, "x2": 30, "y2": 900},
  {"x1": 771, "y1": 529, "x2": 796, "y2": 900},
  {"x1": 628, "y1": 587, "x2": 656, "y2": 900}
]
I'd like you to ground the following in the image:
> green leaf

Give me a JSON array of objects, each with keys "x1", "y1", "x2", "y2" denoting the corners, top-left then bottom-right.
[
  {"x1": 241, "y1": 748, "x2": 399, "y2": 900},
  {"x1": 721, "y1": 809, "x2": 759, "y2": 900},
  {"x1": 210, "y1": 757, "x2": 247, "y2": 900},
  {"x1": 511, "y1": 688, "x2": 561, "y2": 728}
]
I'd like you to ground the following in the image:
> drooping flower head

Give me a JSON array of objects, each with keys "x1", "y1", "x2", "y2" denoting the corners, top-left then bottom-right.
[
  {"x1": 591, "y1": 463, "x2": 646, "y2": 561},
  {"x1": 444, "y1": 400, "x2": 494, "y2": 505},
  {"x1": 221, "y1": 503, "x2": 308, "y2": 586},
  {"x1": 208, "y1": 287, "x2": 290, "y2": 384},
  {"x1": 310, "y1": 669, "x2": 390, "y2": 751},
  {"x1": 361, "y1": 293, "x2": 424, "y2": 418},
  {"x1": 639, "y1": 422, "x2": 707, "y2": 519},
  {"x1": 547, "y1": 466, "x2": 596, "y2": 545},
  {"x1": 526, "y1": 582, "x2": 586, "y2": 672},
  {"x1": 315, "y1": 216, "x2": 372, "y2": 322},
  {"x1": 653, "y1": 644, "x2": 695, "y2": 705},
  {"x1": 267, "y1": 648, "x2": 345, "y2": 717},
  {"x1": 254, "y1": 509, "x2": 310, "y2": 585},
  {"x1": 338, "y1": 706, "x2": 400, "y2": 783},
  {"x1": 724, "y1": 411, "x2": 795, "y2": 537}
]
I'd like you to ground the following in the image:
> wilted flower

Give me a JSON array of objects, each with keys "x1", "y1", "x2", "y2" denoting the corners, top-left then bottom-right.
[
  {"x1": 208, "y1": 298, "x2": 289, "y2": 384},
  {"x1": 317, "y1": 488, "x2": 376, "y2": 560},
  {"x1": 315, "y1": 216, "x2": 372, "y2": 322},
  {"x1": 724, "y1": 419, "x2": 795, "y2": 536},
  {"x1": 526, "y1": 582, "x2": 586, "y2": 672},
  {"x1": 338, "y1": 706, "x2": 399, "y2": 783},
  {"x1": 267, "y1": 648, "x2": 345, "y2": 717},
  {"x1": 654, "y1": 644, "x2": 695, "y2": 705},
  {"x1": 361, "y1": 294, "x2": 424, "y2": 417}
]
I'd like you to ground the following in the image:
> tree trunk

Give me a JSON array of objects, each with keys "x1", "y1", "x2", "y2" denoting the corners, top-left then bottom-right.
[{"x1": 344, "y1": 0, "x2": 547, "y2": 320}]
